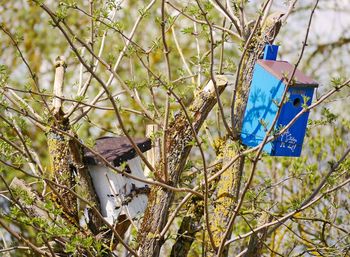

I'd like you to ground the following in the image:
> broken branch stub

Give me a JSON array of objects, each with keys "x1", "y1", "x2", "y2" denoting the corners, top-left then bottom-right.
[{"x1": 53, "y1": 56, "x2": 66, "y2": 114}]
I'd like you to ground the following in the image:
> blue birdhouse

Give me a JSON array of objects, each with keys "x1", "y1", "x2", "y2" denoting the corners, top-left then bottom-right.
[{"x1": 241, "y1": 45, "x2": 318, "y2": 157}]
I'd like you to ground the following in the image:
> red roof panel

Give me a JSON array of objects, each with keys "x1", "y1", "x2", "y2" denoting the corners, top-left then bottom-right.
[{"x1": 257, "y1": 60, "x2": 318, "y2": 87}]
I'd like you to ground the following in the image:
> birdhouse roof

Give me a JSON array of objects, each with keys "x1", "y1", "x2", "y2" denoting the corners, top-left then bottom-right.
[
  {"x1": 84, "y1": 136, "x2": 152, "y2": 167},
  {"x1": 257, "y1": 60, "x2": 318, "y2": 87}
]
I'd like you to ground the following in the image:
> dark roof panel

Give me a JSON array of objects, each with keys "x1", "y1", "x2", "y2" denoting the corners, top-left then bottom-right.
[
  {"x1": 257, "y1": 60, "x2": 318, "y2": 87},
  {"x1": 84, "y1": 136, "x2": 152, "y2": 167}
]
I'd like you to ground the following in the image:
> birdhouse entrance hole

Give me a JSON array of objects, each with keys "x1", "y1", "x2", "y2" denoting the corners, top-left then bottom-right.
[{"x1": 293, "y1": 98, "x2": 301, "y2": 107}]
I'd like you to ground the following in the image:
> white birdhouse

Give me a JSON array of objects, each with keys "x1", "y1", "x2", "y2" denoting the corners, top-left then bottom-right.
[{"x1": 84, "y1": 137, "x2": 151, "y2": 224}]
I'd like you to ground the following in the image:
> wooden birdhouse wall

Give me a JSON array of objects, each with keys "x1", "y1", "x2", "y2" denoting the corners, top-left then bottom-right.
[
  {"x1": 241, "y1": 62, "x2": 285, "y2": 153},
  {"x1": 88, "y1": 156, "x2": 149, "y2": 224}
]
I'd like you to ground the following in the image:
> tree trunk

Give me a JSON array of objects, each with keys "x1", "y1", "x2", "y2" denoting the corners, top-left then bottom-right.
[
  {"x1": 208, "y1": 17, "x2": 283, "y2": 256},
  {"x1": 43, "y1": 58, "x2": 82, "y2": 257},
  {"x1": 137, "y1": 76, "x2": 228, "y2": 257}
]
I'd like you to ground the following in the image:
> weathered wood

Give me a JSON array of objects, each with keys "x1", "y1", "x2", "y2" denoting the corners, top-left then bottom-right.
[{"x1": 137, "y1": 76, "x2": 228, "y2": 257}]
